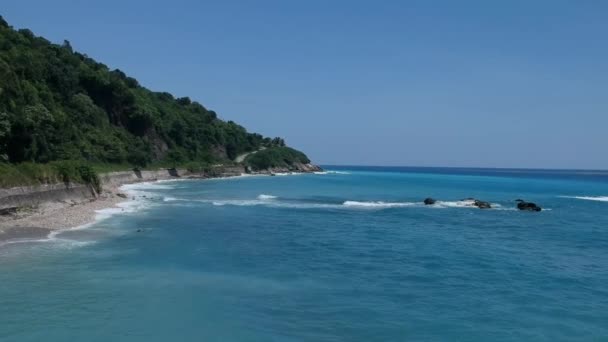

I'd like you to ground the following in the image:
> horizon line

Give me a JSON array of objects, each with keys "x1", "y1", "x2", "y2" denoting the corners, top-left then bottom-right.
[{"x1": 319, "y1": 164, "x2": 608, "y2": 173}]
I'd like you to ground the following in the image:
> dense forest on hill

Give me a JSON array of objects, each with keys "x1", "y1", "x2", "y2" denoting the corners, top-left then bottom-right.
[{"x1": 0, "y1": 15, "x2": 309, "y2": 177}]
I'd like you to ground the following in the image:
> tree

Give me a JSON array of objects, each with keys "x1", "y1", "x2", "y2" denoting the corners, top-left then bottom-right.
[
  {"x1": 20, "y1": 104, "x2": 56, "y2": 162},
  {"x1": 167, "y1": 150, "x2": 186, "y2": 167},
  {"x1": 0, "y1": 16, "x2": 8, "y2": 28},
  {"x1": 0, "y1": 111, "x2": 10, "y2": 161},
  {"x1": 0, "y1": 17, "x2": 312, "y2": 172},
  {"x1": 62, "y1": 40, "x2": 73, "y2": 53},
  {"x1": 176, "y1": 97, "x2": 191, "y2": 106}
]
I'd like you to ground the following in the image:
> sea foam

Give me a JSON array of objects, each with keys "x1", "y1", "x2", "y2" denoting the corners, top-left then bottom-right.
[
  {"x1": 560, "y1": 195, "x2": 608, "y2": 202},
  {"x1": 257, "y1": 194, "x2": 278, "y2": 200},
  {"x1": 342, "y1": 200, "x2": 416, "y2": 208},
  {"x1": 314, "y1": 171, "x2": 351, "y2": 175}
]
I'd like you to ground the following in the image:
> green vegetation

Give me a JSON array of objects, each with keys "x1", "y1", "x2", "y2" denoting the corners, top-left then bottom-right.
[
  {"x1": 0, "y1": 161, "x2": 100, "y2": 191},
  {"x1": 0, "y1": 16, "x2": 312, "y2": 187},
  {"x1": 245, "y1": 147, "x2": 310, "y2": 171}
]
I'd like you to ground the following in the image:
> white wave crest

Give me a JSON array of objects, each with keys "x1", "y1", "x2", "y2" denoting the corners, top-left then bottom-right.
[
  {"x1": 314, "y1": 170, "x2": 351, "y2": 175},
  {"x1": 257, "y1": 194, "x2": 277, "y2": 200},
  {"x1": 433, "y1": 200, "x2": 475, "y2": 208},
  {"x1": 94, "y1": 198, "x2": 152, "y2": 221},
  {"x1": 432, "y1": 200, "x2": 502, "y2": 209},
  {"x1": 273, "y1": 172, "x2": 306, "y2": 176},
  {"x1": 560, "y1": 196, "x2": 608, "y2": 202},
  {"x1": 342, "y1": 200, "x2": 416, "y2": 208},
  {"x1": 209, "y1": 199, "x2": 340, "y2": 209},
  {"x1": 191, "y1": 197, "x2": 520, "y2": 211},
  {"x1": 0, "y1": 236, "x2": 95, "y2": 249},
  {"x1": 212, "y1": 200, "x2": 261, "y2": 207},
  {"x1": 121, "y1": 182, "x2": 177, "y2": 191}
]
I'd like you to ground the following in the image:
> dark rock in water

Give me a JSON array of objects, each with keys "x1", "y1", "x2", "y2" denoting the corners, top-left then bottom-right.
[
  {"x1": 461, "y1": 198, "x2": 492, "y2": 209},
  {"x1": 0, "y1": 207, "x2": 18, "y2": 216},
  {"x1": 516, "y1": 200, "x2": 542, "y2": 212},
  {"x1": 473, "y1": 200, "x2": 492, "y2": 209},
  {"x1": 136, "y1": 229, "x2": 142, "y2": 232},
  {"x1": 116, "y1": 193, "x2": 128, "y2": 199},
  {"x1": 423, "y1": 198, "x2": 436, "y2": 205}
]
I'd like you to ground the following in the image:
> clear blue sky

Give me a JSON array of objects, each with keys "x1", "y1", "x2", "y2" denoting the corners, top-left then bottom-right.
[{"x1": 3, "y1": 1, "x2": 607, "y2": 169}]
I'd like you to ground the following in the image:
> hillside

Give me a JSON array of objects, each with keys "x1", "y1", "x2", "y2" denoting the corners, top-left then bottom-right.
[{"x1": 0, "y1": 16, "x2": 312, "y2": 176}]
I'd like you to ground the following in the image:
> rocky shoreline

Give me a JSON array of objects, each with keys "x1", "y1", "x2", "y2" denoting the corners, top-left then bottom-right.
[{"x1": 0, "y1": 163, "x2": 322, "y2": 244}]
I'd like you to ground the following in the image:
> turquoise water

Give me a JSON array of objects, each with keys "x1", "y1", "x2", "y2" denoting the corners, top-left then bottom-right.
[{"x1": 1, "y1": 166, "x2": 608, "y2": 341}]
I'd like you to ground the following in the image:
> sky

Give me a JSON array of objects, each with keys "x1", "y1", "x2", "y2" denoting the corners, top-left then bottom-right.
[{"x1": 3, "y1": 0, "x2": 607, "y2": 169}]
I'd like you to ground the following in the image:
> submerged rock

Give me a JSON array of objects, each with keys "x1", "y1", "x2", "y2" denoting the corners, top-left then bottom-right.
[
  {"x1": 516, "y1": 199, "x2": 542, "y2": 212},
  {"x1": 116, "y1": 193, "x2": 128, "y2": 199},
  {"x1": 423, "y1": 198, "x2": 436, "y2": 205}
]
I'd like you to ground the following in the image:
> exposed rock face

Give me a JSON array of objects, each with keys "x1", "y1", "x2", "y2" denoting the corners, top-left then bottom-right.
[
  {"x1": 516, "y1": 199, "x2": 542, "y2": 212},
  {"x1": 424, "y1": 198, "x2": 436, "y2": 205},
  {"x1": 251, "y1": 163, "x2": 322, "y2": 174},
  {"x1": 211, "y1": 145, "x2": 228, "y2": 160},
  {"x1": 147, "y1": 129, "x2": 169, "y2": 160},
  {"x1": 294, "y1": 163, "x2": 323, "y2": 173}
]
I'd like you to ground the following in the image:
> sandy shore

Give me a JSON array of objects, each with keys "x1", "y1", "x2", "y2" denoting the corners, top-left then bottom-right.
[{"x1": 0, "y1": 187, "x2": 128, "y2": 243}]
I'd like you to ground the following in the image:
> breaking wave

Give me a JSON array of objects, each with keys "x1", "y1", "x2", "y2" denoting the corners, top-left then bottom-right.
[
  {"x1": 161, "y1": 194, "x2": 526, "y2": 212},
  {"x1": 560, "y1": 196, "x2": 608, "y2": 202},
  {"x1": 204, "y1": 196, "x2": 507, "y2": 210},
  {"x1": 257, "y1": 194, "x2": 278, "y2": 200},
  {"x1": 314, "y1": 171, "x2": 351, "y2": 175},
  {"x1": 342, "y1": 200, "x2": 416, "y2": 208},
  {"x1": 431, "y1": 200, "x2": 500, "y2": 209}
]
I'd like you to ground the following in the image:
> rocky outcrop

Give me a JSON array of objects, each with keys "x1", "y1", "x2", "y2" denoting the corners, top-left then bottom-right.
[
  {"x1": 516, "y1": 199, "x2": 542, "y2": 212},
  {"x1": 461, "y1": 198, "x2": 492, "y2": 209},
  {"x1": 295, "y1": 163, "x2": 323, "y2": 172},
  {"x1": 423, "y1": 198, "x2": 436, "y2": 205},
  {"x1": 473, "y1": 200, "x2": 492, "y2": 209},
  {"x1": 250, "y1": 163, "x2": 322, "y2": 175}
]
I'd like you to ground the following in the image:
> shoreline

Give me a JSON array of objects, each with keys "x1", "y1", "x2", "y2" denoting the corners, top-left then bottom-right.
[
  {"x1": 0, "y1": 182, "x2": 134, "y2": 245},
  {"x1": 0, "y1": 166, "x2": 322, "y2": 246}
]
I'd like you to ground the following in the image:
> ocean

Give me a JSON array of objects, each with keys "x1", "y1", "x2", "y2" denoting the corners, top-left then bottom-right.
[{"x1": 1, "y1": 166, "x2": 607, "y2": 341}]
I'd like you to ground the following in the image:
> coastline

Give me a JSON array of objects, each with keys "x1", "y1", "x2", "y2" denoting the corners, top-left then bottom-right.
[
  {"x1": 0, "y1": 183, "x2": 134, "y2": 245},
  {"x1": 0, "y1": 164, "x2": 322, "y2": 245}
]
